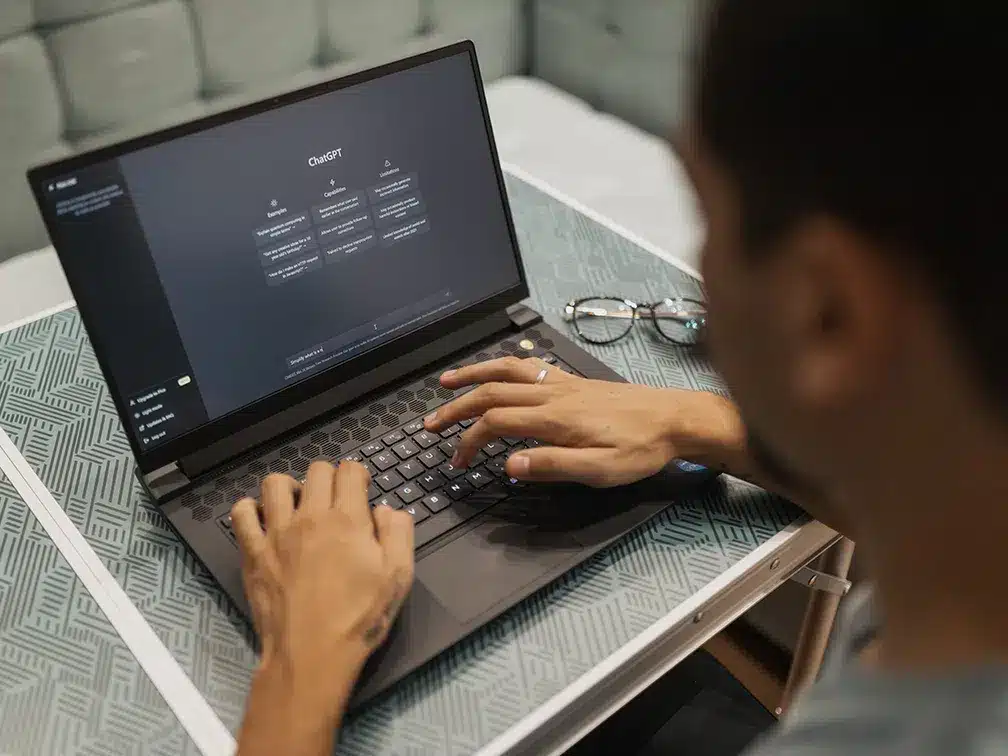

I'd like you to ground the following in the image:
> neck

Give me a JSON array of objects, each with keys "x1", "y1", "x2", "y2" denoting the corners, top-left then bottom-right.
[{"x1": 847, "y1": 416, "x2": 1008, "y2": 673}]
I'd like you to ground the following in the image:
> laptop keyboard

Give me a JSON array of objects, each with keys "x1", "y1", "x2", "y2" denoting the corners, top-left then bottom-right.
[
  {"x1": 191, "y1": 334, "x2": 572, "y2": 552},
  {"x1": 216, "y1": 390, "x2": 549, "y2": 551}
]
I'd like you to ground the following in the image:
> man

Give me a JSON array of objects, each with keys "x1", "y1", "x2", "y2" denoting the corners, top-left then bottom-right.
[{"x1": 232, "y1": 1, "x2": 1008, "y2": 754}]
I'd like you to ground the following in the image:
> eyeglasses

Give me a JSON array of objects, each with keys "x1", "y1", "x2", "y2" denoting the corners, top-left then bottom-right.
[{"x1": 563, "y1": 296, "x2": 707, "y2": 346}]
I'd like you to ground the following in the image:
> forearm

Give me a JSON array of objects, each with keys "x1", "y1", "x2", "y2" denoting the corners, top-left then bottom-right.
[
  {"x1": 666, "y1": 391, "x2": 853, "y2": 535},
  {"x1": 236, "y1": 655, "x2": 361, "y2": 756}
]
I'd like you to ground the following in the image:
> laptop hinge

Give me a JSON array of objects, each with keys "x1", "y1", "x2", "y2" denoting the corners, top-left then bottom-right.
[
  {"x1": 139, "y1": 462, "x2": 191, "y2": 502},
  {"x1": 506, "y1": 302, "x2": 542, "y2": 330},
  {"x1": 178, "y1": 307, "x2": 525, "y2": 480}
]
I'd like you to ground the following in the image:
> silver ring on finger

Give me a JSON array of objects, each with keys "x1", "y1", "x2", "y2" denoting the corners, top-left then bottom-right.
[{"x1": 534, "y1": 367, "x2": 549, "y2": 385}]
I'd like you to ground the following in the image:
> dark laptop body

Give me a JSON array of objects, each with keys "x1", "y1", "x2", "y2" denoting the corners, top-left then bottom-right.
[{"x1": 28, "y1": 42, "x2": 718, "y2": 707}]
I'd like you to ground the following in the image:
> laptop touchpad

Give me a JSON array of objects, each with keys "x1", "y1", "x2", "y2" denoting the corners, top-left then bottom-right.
[{"x1": 416, "y1": 519, "x2": 582, "y2": 623}]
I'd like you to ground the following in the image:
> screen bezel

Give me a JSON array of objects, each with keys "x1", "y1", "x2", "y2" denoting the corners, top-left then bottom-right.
[{"x1": 28, "y1": 41, "x2": 529, "y2": 474}]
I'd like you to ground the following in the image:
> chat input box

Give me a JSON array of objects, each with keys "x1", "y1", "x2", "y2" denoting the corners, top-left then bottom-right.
[
  {"x1": 367, "y1": 172, "x2": 418, "y2": 204},
  {"x1": 259, "y1": 232, "x2": 317, "y2": 267},
  {"x1": 380, "y1": 216, "x2": 430, "y2": 247},
  {"x1": 323, "y1": 230, "x2": 377, "y2": 263},
  {"x1": 264, "y1": 252, "x2": 323, "y2": 286},
  {"x1": 372, "y1": 191, "x2": 426, "y2": 228},
  {"x1": 254, "y1": 213, "x2": 311, "y2": 246},
  {"x1": 312, "y1": 191, "x2": 365, "y2": 224}
]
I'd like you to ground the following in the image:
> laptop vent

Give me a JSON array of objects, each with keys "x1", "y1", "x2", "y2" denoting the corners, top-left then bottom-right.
[{"x1": 179, "y1": 330, "x2": 559, "y2": 520}]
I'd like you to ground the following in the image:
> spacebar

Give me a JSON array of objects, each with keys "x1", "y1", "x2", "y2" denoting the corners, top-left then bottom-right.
[{"x1": 414, "y1": 486, "x2": 509, "y2": 549}]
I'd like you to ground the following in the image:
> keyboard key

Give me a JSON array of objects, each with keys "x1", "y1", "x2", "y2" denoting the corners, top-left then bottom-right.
[
  {"x1": 526, "y1": 438, "x2": 542, "y2": 447},
  {"x1": 440, "y1": 424, "x2": 461, "y2": 438},
  {"x1": 465, "y1": 468, "x2": 492, "y2": 489},
  {"x1": 481, "y1": 440, "x2": 506, "y2": 457},
  {"x1": 375, "y1": 492, "x2": 402, "y2": 509},
  {"x1": 396, "y1": 460, "x2": 424, "y2": 480},
  {"x1": 361, "y1": 442, "x2": 383, "y2": 457},
  {"x1": 403, "y1": 419, "x2": 425, "y2": 434},
  {"x1": 542, "y1": 353, "x2": 557, "y2": 364},
  {"x1": 485, "y1": 458, "x2": 507, "y2": 478},
  {"x1": 418, "y1": 471, "x2": 446, "y2": 491},
  {"x1": 395, "y1": 483, "x2": 423, "y2": 504},
  {"x1": 372, "y1": 451, "x2": 398, "y2": 471},
  {"x1": 362, "y1": 461, "x2": 376, "y2": 477},
  {"x1": 422, "y1": 492, "x2": 450, "y2": 513},
  {"x1": 438, "y1": 438, "x2": 458, "y2": 457},
  {"x1": 446, "y1": 480, "x2": 474, "y2": 500},
  {"x1": 403, "y1": 502, "x2": 430, "y2": 524},
  {"x1": 459, "y1": 418, "x2": 475, "y2": 428},
  {"x1": 375, "y1": 471, "x2": 404, "y2": 491},
  {"x1": 392, "y1": 440, "x2": 419, "y2": 459},
  {"x1": 502, "y1": 438, "x2": 521, "y2": 446},
  {"x1": 413, "y1": 494, "x2": 500, "y2": 548},
  {"x1": 418, "y1": 449, "x2": 445, "y2": 469},
  {"x1": 471, "y1": 451, "x2": 488, "y2": 466},
  {"x1": 367, "y1": 483, "x2": 381, "y2": 501},
  {"x1": 341, "y1": 453, "x2": 363, "y2": 463},
  {"x1": 438, "y1": 462, "x2": 467, "y2": 480},
  {"x1": 413, "y1": 430, "x2": 439, "y2": 448},
  {"x1": 382, "y1": 430, "x2": 405, "y2": 446}
]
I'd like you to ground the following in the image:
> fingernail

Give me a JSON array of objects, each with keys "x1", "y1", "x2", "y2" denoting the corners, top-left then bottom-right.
[
  {"x1": 451, "y1": 451, "x2": 462, "y2": 467},
  {"x1": 510, "y1": 453, "x2": 530, "y2": 477},
  {"x1": 441, "y1": 369, "x2": 456, "y2": 381},
  {"x1": 424, "y1": 411, "x2": 437, "y2": 426}
]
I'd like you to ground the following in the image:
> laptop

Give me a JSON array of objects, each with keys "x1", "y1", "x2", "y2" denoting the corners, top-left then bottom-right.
[{"x1": 28, "y1": 41, "x2": 718, "y2": 706}]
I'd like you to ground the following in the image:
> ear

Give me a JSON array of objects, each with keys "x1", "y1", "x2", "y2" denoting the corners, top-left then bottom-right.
[{"x1": 776, "y1": 217, "x2": 908, "y2": 409}]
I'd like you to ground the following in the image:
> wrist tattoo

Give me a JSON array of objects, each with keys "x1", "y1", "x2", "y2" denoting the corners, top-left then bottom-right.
[
  {"x1": 363, "y1": 596, "x2": 402, "y2": 647},
  {"x1": 363, "y1": 620, "x2": 385, "y2": 646}
]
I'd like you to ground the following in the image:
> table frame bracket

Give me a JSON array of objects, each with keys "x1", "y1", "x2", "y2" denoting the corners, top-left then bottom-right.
[{"x1": 788, "y1": 565, "x2": 851, "y2": 597}]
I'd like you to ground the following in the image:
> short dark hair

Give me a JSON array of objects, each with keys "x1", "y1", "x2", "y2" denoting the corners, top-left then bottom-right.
[{"x1": 697, "y1": 1, "x2": 1006, "y2": 410}]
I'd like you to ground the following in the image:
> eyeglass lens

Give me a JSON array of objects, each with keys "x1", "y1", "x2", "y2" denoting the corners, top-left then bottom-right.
[
  {"x1": 571, "y1": 298, "x2": 635, "y2": 343},
  {"x1": 652, "y1": 299, "x2": 706, "y2": 344}
]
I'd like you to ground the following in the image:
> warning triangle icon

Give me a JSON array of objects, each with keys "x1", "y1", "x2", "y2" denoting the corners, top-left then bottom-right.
[{"x1": 384, "y1": 160, "x2": 391, "y2": 167}]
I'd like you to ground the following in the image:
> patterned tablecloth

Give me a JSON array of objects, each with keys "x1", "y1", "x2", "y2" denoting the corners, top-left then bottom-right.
[
  {"x1": 0, "y1": 459, "x2": 197, "y2": 755},
  {"x1": 0, "y1": 174, "x2": 803, "y2": 755}
]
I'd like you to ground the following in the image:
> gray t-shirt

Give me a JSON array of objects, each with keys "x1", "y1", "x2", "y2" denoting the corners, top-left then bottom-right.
[{"x1": 745, "y1": 585, "x2": 1008, "y2": 755}]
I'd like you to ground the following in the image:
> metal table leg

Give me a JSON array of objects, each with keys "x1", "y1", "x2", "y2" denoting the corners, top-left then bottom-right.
[{"x1": 776, "y1": 537, "x2": 856, "y2": 715}]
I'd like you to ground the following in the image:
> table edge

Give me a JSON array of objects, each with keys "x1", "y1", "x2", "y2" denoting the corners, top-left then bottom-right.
[
  {"x1": 0, "y1": 429, "x2": 237, "y2": 756},
  {"x1": 481, "y1": 517, "x2": 837, "y2": 756}
]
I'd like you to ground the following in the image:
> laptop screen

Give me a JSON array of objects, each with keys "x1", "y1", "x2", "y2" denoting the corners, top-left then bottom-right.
[{"x1": 32, "y1": 49, "x2": 522, "y2": 457}]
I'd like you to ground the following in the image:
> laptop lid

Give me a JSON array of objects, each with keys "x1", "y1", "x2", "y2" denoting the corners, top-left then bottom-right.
[{"x1": 28, "y1": 42, "x2": 528, "y2": 475}]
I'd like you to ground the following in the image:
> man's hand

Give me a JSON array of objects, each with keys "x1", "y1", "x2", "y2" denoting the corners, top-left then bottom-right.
[
  {"x1": 423, "y1": 356, "x2": 745, "y2": 487},
  {"x1": 233, "y1": 461, "x2": 414, "y2": 756}
]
